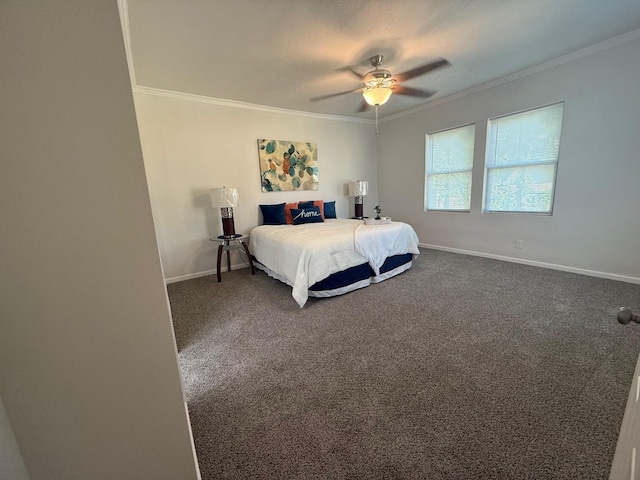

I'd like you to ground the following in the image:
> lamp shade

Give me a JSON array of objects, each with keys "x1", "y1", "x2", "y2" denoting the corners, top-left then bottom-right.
[
  {"x1": 210, "y1": 187, "x2": 239, "y2": 208},
  {"x1": 348, "y1": 180, "x2": 369, "y2": 197},
  {"x1": 362, "y1": 86, "x2": 392, "y2": 106}
]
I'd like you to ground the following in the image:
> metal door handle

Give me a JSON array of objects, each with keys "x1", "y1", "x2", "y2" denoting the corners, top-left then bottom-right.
[{"x1": 617, "y1": 307, "x2": 640, "y2": 325}]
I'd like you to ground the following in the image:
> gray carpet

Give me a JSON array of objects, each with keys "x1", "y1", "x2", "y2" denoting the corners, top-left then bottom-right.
[{"x1": 168, "y1": 248, "x2": 640, "y2": 479}]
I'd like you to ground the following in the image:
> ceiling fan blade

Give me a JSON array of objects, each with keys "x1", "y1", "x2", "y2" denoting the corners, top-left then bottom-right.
[
  {"x1": 393, "y1": 58, "x2": 450, "y2": 83},
  {"x1": 356, "y1": 100, "x2": 369, "y2": 113},
  {"x1": 336, "y1": 65, "x2": 364, "y2": 80},
  {"x1": 309, "y1": 88, "x2": 361, "y2": 102},
  {"x1": 393, "y1": 85, "x2": 436, "y2": 98}
]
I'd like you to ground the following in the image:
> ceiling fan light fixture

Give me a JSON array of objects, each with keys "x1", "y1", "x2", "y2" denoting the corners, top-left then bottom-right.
[{"x1": 362, "y1": 86, "x2": 392, "y2": 106}]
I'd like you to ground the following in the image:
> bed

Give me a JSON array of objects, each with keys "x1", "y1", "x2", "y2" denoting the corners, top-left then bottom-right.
[{"x1": 249, "y1": 218, "x2": 420, "y2": 307}]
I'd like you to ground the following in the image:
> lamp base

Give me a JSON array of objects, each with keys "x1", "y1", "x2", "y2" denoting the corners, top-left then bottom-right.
[
  {"x1": 222, "y1": 215, "x2": 236, "y2": 237},
  {"x1": 354, "y1": 203, "x2": 364, "y2": 219}
]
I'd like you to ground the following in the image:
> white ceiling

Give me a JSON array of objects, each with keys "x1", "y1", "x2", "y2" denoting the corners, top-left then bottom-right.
[{"x1": 126, "y1": 0, "x2": 640, "y2": 119}]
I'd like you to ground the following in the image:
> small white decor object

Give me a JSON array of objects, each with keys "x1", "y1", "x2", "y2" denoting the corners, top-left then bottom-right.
[{"x1": 364, "y1": 217, "x2": 391, "y2": 225}]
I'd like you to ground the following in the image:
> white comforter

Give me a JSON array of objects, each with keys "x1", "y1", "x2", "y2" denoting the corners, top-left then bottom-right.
[{"x1": 249, "y1": 218, "x2": 420, "y2": 307}]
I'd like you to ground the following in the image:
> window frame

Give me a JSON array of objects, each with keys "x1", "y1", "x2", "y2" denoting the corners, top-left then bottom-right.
[
  {"x1": 482, "y1": 102, "x2": 564, "y2": 215},
  {"x1": 424, "y1": 123, "x2": 476, "y2": 213}
]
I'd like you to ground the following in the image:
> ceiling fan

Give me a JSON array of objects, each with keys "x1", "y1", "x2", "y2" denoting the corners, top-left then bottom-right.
[{"x1": 310, "y1": 54, "x2": 450, "y2": 112}]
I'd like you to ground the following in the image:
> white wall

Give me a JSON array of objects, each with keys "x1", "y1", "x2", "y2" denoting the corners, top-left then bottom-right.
[
  {"x1": 0, "y1": 396, "x2": 29, "y2": 480},
  {"x1": 378, "y1": 36, "x2": 640, "y2": 281},
  {"x1": 0, "y1": 2, "x2": 199, "y2": 479},
  {"x1": 134, "y1": 91, "x2": 378, "y2": 281}
]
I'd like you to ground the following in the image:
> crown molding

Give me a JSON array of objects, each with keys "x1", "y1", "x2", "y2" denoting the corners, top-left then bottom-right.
[
  {"x1": 381, "y1": 27, "x2": 640, "y2": 123},
  {"x1": 119, "y1": 0, "x2": 639, "y2": 126},
  {"x1": 132, "y1": 85, "x2": 374, "y2": 124},
  {"x1": 117, "y1": 0, "x2": 136, "y2": 87},
  {"x1": 120, "y1": 1, "x2": 371, "y2": 124}
]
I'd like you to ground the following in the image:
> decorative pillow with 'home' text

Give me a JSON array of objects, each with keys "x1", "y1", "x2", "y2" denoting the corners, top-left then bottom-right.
[{"x1": 291, "y1": 207, "x2": 324, "y2": 225}]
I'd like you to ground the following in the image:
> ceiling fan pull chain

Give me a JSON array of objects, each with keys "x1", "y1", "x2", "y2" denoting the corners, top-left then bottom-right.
[{"x1": 375, "y1": 105, "x2": 379, "y2": 136}]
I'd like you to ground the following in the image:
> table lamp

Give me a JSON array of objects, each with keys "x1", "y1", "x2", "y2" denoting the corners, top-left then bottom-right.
[
  {"x1": 210, "y1": 186, "x2": 239, "y2": 237},
  {"x1": 348, "y1": 180, "x2": 369, "y2": 219}
]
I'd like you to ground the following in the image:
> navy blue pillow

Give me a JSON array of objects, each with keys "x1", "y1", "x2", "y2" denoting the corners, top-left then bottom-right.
[
  {"x1": 291, "y1": 207, "x2": 324, "y2": 225},
  {"x1": 298, "y1": 201, "x2": 314, "y2": 209},
  {"x1": 260, "y1": 203, "x2": 286, "y2": 225},
  {"x1": 324, "y1": 201, "x2": 336, "y2": 219}
]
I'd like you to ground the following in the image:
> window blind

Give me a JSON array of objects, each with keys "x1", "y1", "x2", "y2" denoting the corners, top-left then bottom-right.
[
  {"x1": 425, "y1": 124, "x2": 475, "y2": 211},
  {"x1": 484, "y1": 103, "x2": 564, "y2": 213}
]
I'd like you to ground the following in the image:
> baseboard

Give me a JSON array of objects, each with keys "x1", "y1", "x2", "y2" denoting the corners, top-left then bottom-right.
[
  {"x1": 165, "y1": 264, "x2": 249, "y2": 284},
  {"x1": 166, "y1": 247, "x2": 639, "y2": 285},
  {"x1": 420, "y1": 243, "x2": 640, "y2": 285}
]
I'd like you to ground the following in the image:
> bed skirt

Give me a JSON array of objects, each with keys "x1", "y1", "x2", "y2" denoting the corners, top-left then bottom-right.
[{"x1": 252, "y1": 253, "x2": 414, "y2": 299}]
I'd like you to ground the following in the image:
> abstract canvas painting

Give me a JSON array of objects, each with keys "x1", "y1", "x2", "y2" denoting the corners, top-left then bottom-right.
[{"x1": 257, "y1": 139, "x2": 318, "y2": 192}]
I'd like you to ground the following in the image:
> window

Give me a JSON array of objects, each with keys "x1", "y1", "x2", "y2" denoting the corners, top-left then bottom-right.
[
  {"x1": 425, "y1": 124, "x2": 475, "y2": 211},
  {"x1": 484, "y1": 103, "x2": 564, "y2": 213}
]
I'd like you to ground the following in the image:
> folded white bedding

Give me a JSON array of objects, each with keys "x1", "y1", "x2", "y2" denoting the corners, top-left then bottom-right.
[{"x1": 355, "y1": 222, "x2": 419, "y2": 275}]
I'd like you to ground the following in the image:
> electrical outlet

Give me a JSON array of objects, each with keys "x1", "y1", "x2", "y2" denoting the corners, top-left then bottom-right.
[{"x1": 515, "y1": 239, "x2": 523, "y2": 249}]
